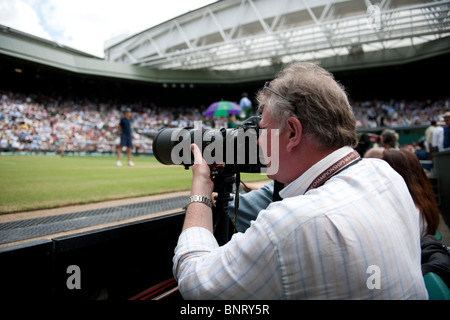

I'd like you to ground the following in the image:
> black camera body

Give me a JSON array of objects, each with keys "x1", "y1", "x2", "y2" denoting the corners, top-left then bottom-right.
[{"x1": 153, "y1": 116, "x2": 265, "y2": 174}]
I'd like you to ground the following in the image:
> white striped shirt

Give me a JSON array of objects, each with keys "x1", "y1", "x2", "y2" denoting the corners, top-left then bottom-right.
[{"x1": 173, "y1": 146, "x2": 428, "y2": 299}]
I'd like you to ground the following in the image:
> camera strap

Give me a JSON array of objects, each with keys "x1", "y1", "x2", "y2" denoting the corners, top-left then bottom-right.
[{"x1": 304, "y1": 150, "x2": 361, "y2": 194}]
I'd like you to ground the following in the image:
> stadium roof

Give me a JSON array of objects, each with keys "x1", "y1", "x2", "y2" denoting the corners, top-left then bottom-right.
[
  {"x1": 104, "y1": 0, "x2": 450, "y2": 70},
  {"x1": 1, "y1": 0, "x2": 450, "y2": 84}
]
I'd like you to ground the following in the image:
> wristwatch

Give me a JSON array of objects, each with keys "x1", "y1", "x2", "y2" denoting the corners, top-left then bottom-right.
[{"x1": 187, "y1": 195, "x2": 213, "y2": 208}]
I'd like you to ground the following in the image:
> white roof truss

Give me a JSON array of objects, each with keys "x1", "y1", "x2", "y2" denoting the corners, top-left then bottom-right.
[{"x1": 104, "y1": 0, "x2": 450, "y2": 70}]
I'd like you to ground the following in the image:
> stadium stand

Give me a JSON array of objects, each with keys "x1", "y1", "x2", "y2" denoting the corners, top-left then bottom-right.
[
  {"x1": 1, "y1": 89, "x2": 449, "y2": 154},
  {"x1": 0, "y1": 89, "x2": 229, "y2": 154}
]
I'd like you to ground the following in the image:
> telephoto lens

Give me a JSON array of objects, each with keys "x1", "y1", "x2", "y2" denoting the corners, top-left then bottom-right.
[
  {"x1": 152, "y1": 116, "x2": 265, "y2": 173},
  {"x1": 152, "y1": 127, "x2": 200, "y2": 166}
]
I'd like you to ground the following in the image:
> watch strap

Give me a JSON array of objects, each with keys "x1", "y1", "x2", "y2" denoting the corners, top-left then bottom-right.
[{"x1": 187, "y1": 195, "x2": 213, "y2": 208}]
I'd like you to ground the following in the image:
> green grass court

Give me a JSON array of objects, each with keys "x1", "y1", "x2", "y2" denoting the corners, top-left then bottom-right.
[{"x1": 0, "y1": 155, "x2": 268, "y2": 214}]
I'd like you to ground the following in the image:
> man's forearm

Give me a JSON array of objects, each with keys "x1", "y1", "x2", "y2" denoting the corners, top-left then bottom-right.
[{"x1": 182, "y1": 202, "x2": 213, "y2": 233}]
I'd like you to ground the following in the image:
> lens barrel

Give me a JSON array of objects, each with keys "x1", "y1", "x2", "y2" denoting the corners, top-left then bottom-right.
[{"x1": 152, "y1": 116, "x2": 264, "y2": 173}]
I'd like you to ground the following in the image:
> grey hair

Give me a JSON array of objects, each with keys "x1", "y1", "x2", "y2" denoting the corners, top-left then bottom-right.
[{"x1": 257, "y1": 62, "x2": 357, "y2": 148}]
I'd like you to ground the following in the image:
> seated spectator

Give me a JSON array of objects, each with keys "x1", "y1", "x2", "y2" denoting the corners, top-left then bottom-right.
[
  {"x1": 382, "y1": 149, "x2": 440, "y2": 239},
  {"x1": 380, "y1": 128, "x2": 400, "y2": 151},
  {"x1": 414, "y1": 139, "x2": 428, "y2": 161},
  {"x1": 364, "y1": 146, "x2": 383, "y2": 158},
  {"x1": 364, "y1": 128, "x2": 400, "y2": 158}
]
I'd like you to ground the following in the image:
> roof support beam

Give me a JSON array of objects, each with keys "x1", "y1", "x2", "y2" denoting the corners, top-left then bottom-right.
[
  {"x1": 173, "y1": 20, "x2": 193, "y2": 50},
  {"x1": 207, "y1": 8, "x2": 228, "y2": 42},
  {"x1": 248, "y1": 0, "x2": 272, "y2": 34}
]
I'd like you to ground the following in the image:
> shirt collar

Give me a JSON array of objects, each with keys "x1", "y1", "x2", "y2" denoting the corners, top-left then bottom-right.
[{"x1": 279, "y1": 146, "x2": 355, "y2": 199}]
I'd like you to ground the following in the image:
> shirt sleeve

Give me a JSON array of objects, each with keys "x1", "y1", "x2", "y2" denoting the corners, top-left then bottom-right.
[{"x1": 172, "y1": 220, "x2": 282, "y2": 299}]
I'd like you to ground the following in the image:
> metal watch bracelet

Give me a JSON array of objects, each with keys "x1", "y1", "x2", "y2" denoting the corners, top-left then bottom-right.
[{"x1": 187, "y1": 195, "x2": 213, "y2": 208}]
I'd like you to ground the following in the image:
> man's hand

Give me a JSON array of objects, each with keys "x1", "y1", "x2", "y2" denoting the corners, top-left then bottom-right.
[
  {"x1": 190, "y1": 143, "x2": 214, "y2": 198},
  {"x1": 180, "y1": 144, "x2": 215, "y2": 233}
]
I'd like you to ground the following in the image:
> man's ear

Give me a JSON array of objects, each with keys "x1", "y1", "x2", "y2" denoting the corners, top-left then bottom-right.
[{"x1": 285, "y1": 116, "x2": 302, "y2": 152}]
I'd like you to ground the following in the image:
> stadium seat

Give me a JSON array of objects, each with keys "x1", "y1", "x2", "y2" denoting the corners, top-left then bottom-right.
[
  {"x1": 424, "y1": 272, "x2": 450, "y2": 300},
  {"x1": 434, "y1": 230, "x2": 442, "y2": 241}
]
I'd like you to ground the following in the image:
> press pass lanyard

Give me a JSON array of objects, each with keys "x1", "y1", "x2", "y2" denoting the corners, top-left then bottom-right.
[
  {"x1": 233, "y1": 150, "x2": 361, "y2": 233},
  {"x1": 304, "y1": 150, "x2": 361, "y2": 194}
]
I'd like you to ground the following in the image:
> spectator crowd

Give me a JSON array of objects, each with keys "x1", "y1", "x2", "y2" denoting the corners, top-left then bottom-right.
[
  {"x1": 352, "y1": 98, "x2": 449, "y2": 128},
  {"x1": 0, "y1": 89, "x2": 449, "y2": 155}
]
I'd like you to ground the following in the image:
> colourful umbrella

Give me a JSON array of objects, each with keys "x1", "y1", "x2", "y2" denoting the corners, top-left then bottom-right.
[{"x1": 204, "y1": 101, "x2": 242, "y2": 117}]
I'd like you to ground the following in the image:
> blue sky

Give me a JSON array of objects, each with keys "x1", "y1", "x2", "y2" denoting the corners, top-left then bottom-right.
[{"x1": 0, "y1": 0, "x2": 218, "y2": 57}]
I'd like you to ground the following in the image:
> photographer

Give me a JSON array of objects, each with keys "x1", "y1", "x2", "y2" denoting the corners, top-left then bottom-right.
[{"x1": 173, "y1": 62, "x2": 427, "y2": 299}]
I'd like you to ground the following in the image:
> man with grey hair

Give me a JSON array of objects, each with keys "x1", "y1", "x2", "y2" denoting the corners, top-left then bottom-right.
[{"x1": 173, "y1": 62, "x2": 428, "y2": 299}]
